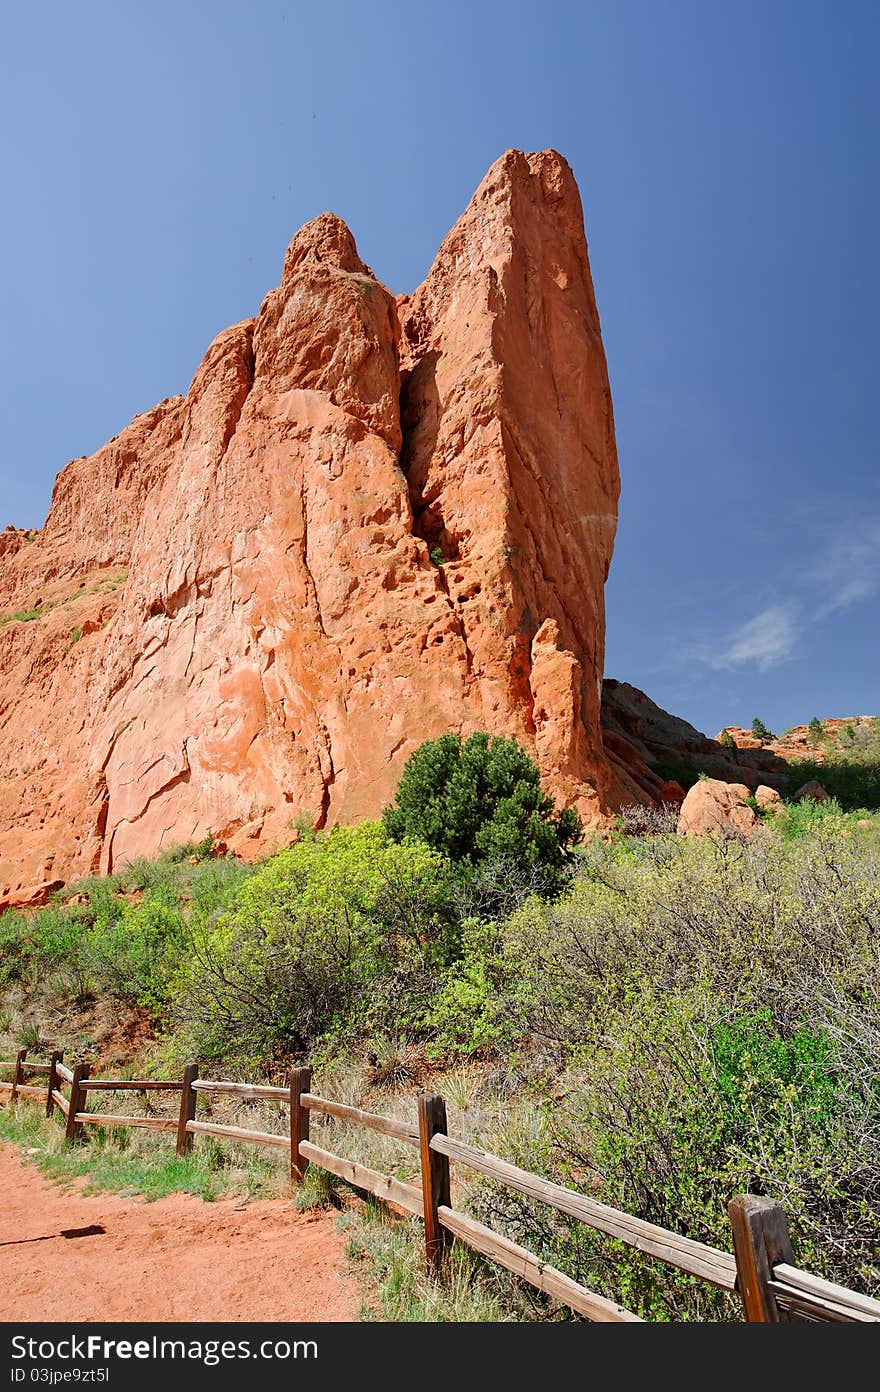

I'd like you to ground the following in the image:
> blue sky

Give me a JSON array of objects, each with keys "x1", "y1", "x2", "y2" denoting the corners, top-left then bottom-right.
[{"x1": 1, "y1": 1, "x2": 877, "y2": 738}]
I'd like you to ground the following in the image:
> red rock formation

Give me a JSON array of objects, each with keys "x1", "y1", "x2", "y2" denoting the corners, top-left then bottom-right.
[
  {"x1": 602, "y1": 679, "x2": 790, "y2": 794},
  {"x1": 0, "y1": 150, "x2": 623, "y2": 905},
  {"x1": 677, "y1": 779, "x2": 758, "y2": 838}
]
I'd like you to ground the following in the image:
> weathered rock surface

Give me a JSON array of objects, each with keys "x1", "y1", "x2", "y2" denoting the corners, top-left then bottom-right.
[
  {"x1": 792, "y1": 779, "x2": 830, "y2": 803},
  {"x1": 601, "y1": 679, "x2": 789, "y2": 796},
  {"x1": 754, "y1": 785, "x2": 782, "y2": 812},
  {"x1": 718, "y1": 717, "x2": 877, "y2": 765},
  {"x1": 677, "y1": 779, "x2": 758, "y2": 838},
  {"x1": 0, "y1": 150, "x2": 623, "y2": 905}
]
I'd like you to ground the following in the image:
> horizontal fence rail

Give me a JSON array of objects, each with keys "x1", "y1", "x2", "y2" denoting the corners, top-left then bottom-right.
[
  {"x1": 769, "y1": 1264, "x2": 880, "y2": 1323},
  {"x1": 3, "y1": 1057, "x2": 879, "y2": 1324},
  {"x1": 437, "y1": 1205, "x2": 641, "y2": 1322},
  {"x1": 81, "y1": 1079, "x2": 184, "y2": 1092},
  {"x1": 191, "y1": 1080, "x2": 287, "y2": 1101},
  {"x1": 429, "y1": 1132, "x2": 737, "y2": 1291},
  {"x1": 299, "y1": 1139, "x2": 424, "y2": 1217},
  {"x1": 301, "y1": 1092, "x2": 420, "y2": 1147},
  {"x1": 185, "y1": 1119, "x2": 289, "y2": 1149}
]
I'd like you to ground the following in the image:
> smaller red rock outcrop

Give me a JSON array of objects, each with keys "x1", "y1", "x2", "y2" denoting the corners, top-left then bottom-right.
[
  {"x1": 792, "y1": 780, "x2": 830, "y2": 803},
  {"x1": 754, "y1": 785, "x2": 782, "y2": 812},
  {"x1": 602, "y1": 680, "x2": 789, "y2": 794},
  {"x1": 677, "y1": 779, "x2": 758, "y2": 838}
]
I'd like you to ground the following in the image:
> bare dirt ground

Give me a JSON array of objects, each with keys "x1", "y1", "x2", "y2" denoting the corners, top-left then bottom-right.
[{"x1": 0, "y1": 1145, "x2": 359, "y2": 1321}]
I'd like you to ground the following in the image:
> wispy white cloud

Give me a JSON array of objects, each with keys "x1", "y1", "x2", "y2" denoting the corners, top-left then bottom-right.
[
  {"x1": 811, "y1": 516, "x2": 880, "y2": 619},
  {"x1": 704, "y1": 602, "x2": 800, "y2": 671},
  {"x1": 692, "y1": 508, "x2": 879, "y2": 674}
]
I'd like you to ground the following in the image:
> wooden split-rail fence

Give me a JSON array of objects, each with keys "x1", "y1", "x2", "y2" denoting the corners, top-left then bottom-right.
[{"x1": 2, "y1": 1047, "x2": 878, "y2": 1325}]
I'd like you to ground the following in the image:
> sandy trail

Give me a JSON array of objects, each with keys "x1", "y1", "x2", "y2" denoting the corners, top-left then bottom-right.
[{"x1": 0, "y1": 1144, "x2": 359, "y2": 1321}]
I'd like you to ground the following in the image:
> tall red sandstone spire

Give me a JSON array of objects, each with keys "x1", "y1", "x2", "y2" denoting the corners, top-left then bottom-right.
[{"x1": 0, "y1": 150, "x2": 624, "y2": 907}]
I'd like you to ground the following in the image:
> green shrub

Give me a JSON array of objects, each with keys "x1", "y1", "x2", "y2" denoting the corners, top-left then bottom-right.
[
  {"x1": 0, "y1": 848, "x2": 251, "y2": 1023},
  {"x1": 170, "y1": 823, "x2": 459, "y2": 1063},
  {"x1": 718, "y1": 729, "x2": 736, "y2": 749},
  {"x1": 782, "y1": 753, "x2": 880, "y2": 811},
  {"x1": 808, "y1": 716, "x2": 825, "y2": 746},
  {"x1": 476, "y1": 818, "x2": 880, "y2": 1313},
  {"x1": 424, "y1": 920, "x2": 518, "y2": 1059},
  {"x1": 751, "y1": 716, "x2": 774, "y2": 743},
  {"x1": 482, "y1": 988, "x2": 871, "y2": 1320},
  {"x1": 382, "y1": 732, "x2": 580, "y2": 872}
]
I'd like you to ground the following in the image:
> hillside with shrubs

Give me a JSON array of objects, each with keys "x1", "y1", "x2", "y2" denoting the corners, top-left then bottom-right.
[{"x1": 1, "y1": 729, "x2": 879, "y2": 1320}]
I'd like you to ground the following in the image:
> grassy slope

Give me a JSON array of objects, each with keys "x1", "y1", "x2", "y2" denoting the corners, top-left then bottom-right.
[{"x1": 1, "y1": 758, "x2": 879, "y2": 1321}]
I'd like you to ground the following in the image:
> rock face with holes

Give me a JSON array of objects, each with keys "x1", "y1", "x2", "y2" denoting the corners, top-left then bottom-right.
[{"x1": 0, "y1": 149, "x2": 623, "y2": 906}]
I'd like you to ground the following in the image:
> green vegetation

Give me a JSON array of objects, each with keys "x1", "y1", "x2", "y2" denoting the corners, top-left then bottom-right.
[
  {"x1": 807, "y1": 715, "x2": 825, "y2": 745},
  {"x1": 785, "y1": 718, "x2": 880, "y2": 810},
  {"x1": 718, "y1": 728, "x2": 736, "y2": 749},
  {"x1": 0, "y1": 604, "x2": 49, "y2": 626},
  {"x1": 2, "y1": 730, "x2": 879, "y2": 1320},
  {"x1": 751, "y1": 716, "x2": 774, "y2": 743},
  {"x1": 429, "y1": 547, "x2": 445, "y2": 567},
  {"x1": 343, "y1": 1203, "x2": 512, "y2": 1321},
  {"x1": 171, "y1": 822, "x2": 463, "y2": 1065},
  {"x1": 0, "y1": 837, "x2": 245, "y2": 1026},
  {"x1": 382, "y1": 732, "x2": 580, "y2": 872},
  {"x1": 0, "y1": 1101, "x2": 284, "y2": 1201}
]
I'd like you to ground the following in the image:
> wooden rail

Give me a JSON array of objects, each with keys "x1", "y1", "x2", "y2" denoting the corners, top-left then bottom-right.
[
  {"x1": 299, "y1": 1139, "x2": 424, "y2": 1216},
  {"x1": 769, "y1": 1265, "x2": 880, "y2": 1323},
  {"x1": 76, "y1": 1113, "x2": 179, "y2": 1133},
  {"x1": 191, "y1": 1080, "x2": 287, "y2": 1101},
  {"x1": 185, "y1": 1119, "x2": 288, "y2": 1149},
  {"x1": 301, "y1": 1092, "x2": 420, "y2": 1146},
  {"x1": 4, "y1": 1056, "x2": 878, "y2": 1323},
  {"x1": 430, "y1": 1132, "x2": 737, "y2": 1290},
  {"x1": 81, "y1": 1079, "x2": 184, "y2": 1092},
  {"x1": 51, "y1": 1089, "x2": 69, "y2": 1117},
  {"x1": 437, "y1": 1205, "x2": 640, "y2": 1322}
]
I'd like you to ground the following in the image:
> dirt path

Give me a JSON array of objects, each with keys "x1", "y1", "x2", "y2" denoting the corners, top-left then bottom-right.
[{"x1": 0, "y1": 1145, "x2": 359, "y2": 1321}]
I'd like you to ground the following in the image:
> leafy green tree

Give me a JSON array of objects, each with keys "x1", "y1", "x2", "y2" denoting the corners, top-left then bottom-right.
[
  {"x1": 718, "y1": 728, "x2": 736, "y2": 749},
  {"x1": 382, "y1": 732, "x2": 580, "y2": 868},
  {"x1": 808, "y1": 716, "x2": 825, "y2": 746},
  {"x1": 751, "y1": 716, "x2": 774, "y2": 743}
]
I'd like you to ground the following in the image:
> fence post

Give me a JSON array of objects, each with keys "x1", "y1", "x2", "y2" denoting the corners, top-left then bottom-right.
[
  {"x1": 729, "y1": 1195, "x2": 794, "y2": 1322},
  {"x1": 64, "y1": 1062, "x2": 91, "y2": 1143},
  {"x1": 45, "y1": 1050, "x2": 63, "y2": 1117},
  {"x1": 290, "y1": 1066, "x2": 312, "y2": 1186},
  {"x1": 418, "y1": 1093, "x2": 451, "y2": 1271},
  {"x1": 10, "y1": 1048, "x2": 26, "y2": 1103},
  {"x1": 176, "y1": 1063, "x2": 199, "y2": 1157}
]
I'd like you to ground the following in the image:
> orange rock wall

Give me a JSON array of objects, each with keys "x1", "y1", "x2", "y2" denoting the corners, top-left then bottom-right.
[{"x1": 0, "y1": 150, "x2": 622, "y2": 906}]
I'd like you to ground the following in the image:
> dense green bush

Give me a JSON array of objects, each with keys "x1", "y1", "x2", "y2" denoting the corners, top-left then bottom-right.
[
  {"x1": 476, "y1": 814, "x2": 880, "y2": 1316},
  {"x1": 0, "y1": 849, "x2": 250, "y2": 1013},
  {"x1": 170, "y1": 823, "x2": 462, "y2": 1064},
  {"x1": 785, "y1": 751, "x2": 880, "y2": 810},
  {"x1": 382, "y1": 732, "x2": 580, "y2": 871}
]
